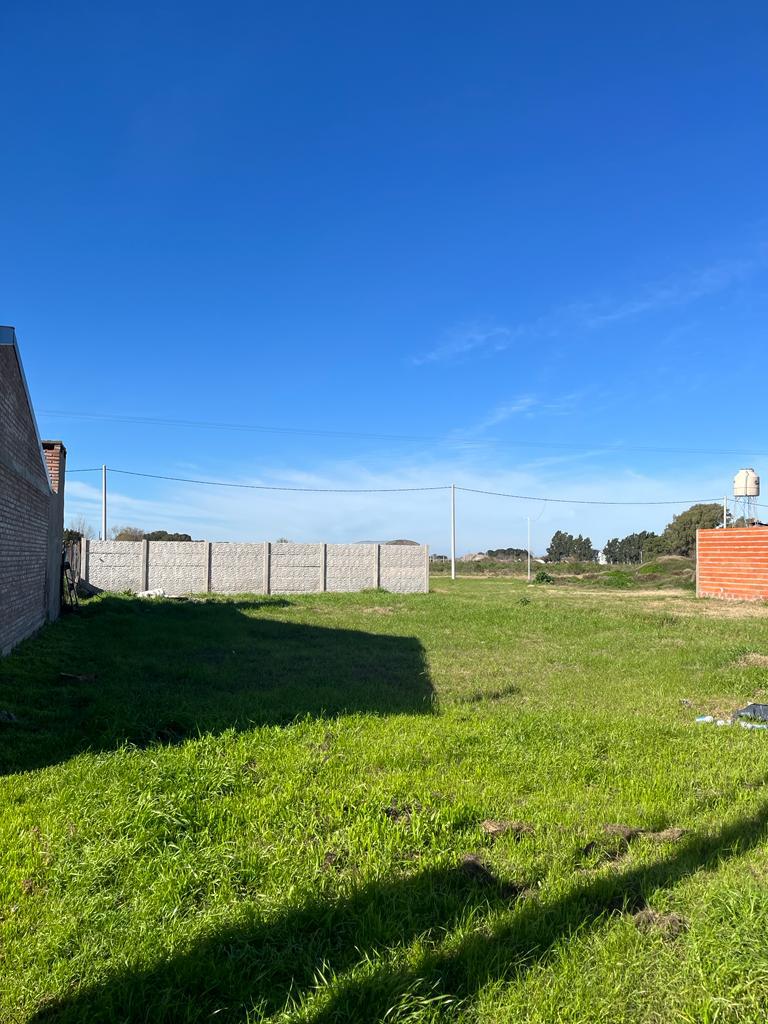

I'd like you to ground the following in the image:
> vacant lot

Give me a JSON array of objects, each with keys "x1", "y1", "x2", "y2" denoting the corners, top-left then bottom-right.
[{"x1": 3, "y1": 580, "x2": 768, "y2": 1022}]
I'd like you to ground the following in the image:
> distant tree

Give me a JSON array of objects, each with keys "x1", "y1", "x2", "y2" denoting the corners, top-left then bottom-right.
[
  {"x1": 546, "y1": 530, "x2": 575, "y2": 562},
  {"x1": 631, "y1": 531, "x2": 658, "y2": 562},
  {"x1": 572, "y1": 534, "x2": 598, "y2": 562},
  {"x1": 641, "y1": 534, "x2": 668, "y2": 559},
  {"x1": 485, "y1": 547, "x2": 529, "y2": 560},
  {"x1": 657, "y1": 503, "x2": 727, "y2": 557},
  {"x1": 144, "y1": 531, "x2": 192, "y2": 542},
  {"x1": 603, "y1": 537, "x2": 621, "y2": 564},
  {"x1": 109, "y1": 527, "x2": 194, "y2": 542},
  {"x1": 63, "y1": 515, "x2": 94, "y2": 544},
  {"x1": 547, "y1": 531, "x2": 574, "y2": 561},
  {"x1": 546, "y1": 531, "x2": 597, "y2": 562},
  {"x1": 603, "y1": 530, "x2": 658, "y2": 564},
  {"x1": 111, "y1": 525, "x2": 145, "y2": 541}
]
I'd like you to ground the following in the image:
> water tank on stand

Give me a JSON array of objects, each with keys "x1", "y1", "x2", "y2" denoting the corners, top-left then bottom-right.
[{"x1": 733, "y1": 468, "x2": 760, "y2": 525}]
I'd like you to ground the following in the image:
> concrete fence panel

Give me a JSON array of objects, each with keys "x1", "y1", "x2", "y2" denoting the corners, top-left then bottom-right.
[
  {"x1": 697, "y1": 527, "x2": 768, "y2": 601},
  {"x1": 326, "y1": 543, "x2": 377, "y2": 592},
  {"x1": 270, "y1": 542, "x2": 324, "y2": 594},
  {"x1": 210, "y1": 542, "x2": 266, "y2": 593},
  {"x1": 147, "y1": 541, "x2": 208, "y2": 593},
  {"x1": 87, "y1": 540, "x2": 143, "y2": 592},
  {"x1": 84, "y1": 541, "x2": 429, "y2": 596},
  {"x1": 380, "y1": 542, "x2": 430, "y2": 594}
]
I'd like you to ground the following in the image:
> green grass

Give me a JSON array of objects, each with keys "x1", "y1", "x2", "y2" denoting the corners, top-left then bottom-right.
[
  {"x1": 431, "y1": 556, "x2": 696, "y2": 590},
  {"x1": 3, "y1": 580, "x2": 768, "y2": 1022}
]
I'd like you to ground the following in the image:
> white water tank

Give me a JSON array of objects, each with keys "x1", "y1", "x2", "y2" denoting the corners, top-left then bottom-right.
[{"x1": 734, "y1": 468, "x2": 760, "y2": 497}]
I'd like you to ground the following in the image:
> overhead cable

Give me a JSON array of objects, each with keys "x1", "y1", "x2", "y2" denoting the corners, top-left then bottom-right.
[
  {"x1": 64, "y1": 466, "x2": 723, "y2": 505},
  {"x1": 456, "y1": 486, "x2": 720, "y2": 506}
]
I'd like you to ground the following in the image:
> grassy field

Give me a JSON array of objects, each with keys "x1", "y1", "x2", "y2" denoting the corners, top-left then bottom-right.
[
  {"x1": 3, "y1": 579, "x2": 768, "y2": 1022},
  {"x1": 430, "y1": 555, "x2": 696, "y2": 590}
]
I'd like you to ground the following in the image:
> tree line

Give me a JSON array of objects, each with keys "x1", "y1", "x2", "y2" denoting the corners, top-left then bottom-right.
[
  {"x1": 543, "y1": 502, "x2": 725, "y2": 563},
  {"x1": 63, "y1": 518, "x2": 193, "y2": 544},
  {"x1": 64, "y1": 501, "x2": 728, "y2": 563}
]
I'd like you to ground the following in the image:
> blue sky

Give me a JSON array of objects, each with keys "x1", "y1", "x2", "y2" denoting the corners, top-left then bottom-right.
[{"x1": 3, "y1": 2, "x2": 768, "y2": 553}]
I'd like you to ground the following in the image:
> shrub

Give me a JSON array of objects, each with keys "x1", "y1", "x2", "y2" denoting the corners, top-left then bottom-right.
[
  {"x1": 533, "y1": 570, "x2": 554, "y2": 584},
  {"x1": 637, "y1": 562, "x2": 663, "y2": 575},
  {"x1": 601, "y1": 570, "x2": 633, "y2": 588}
]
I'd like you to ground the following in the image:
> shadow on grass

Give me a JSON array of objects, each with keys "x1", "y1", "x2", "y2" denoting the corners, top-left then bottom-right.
[
  {"x1": 0, "y1": 595, "x2": 434, "y2": 774},
  {"x1": 30, "y1": 803, "x2": 768, "y2": 1022}
]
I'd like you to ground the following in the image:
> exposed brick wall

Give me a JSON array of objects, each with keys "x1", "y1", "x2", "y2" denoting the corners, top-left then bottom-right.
[
  {"x1": 0, "y1": 462, "x2": 50, "y2": 653},
  {"x1": 42, "y1": 441, "x2": 65, "y2": 493},
  {"x1": 697, "y1": 527, "x2": 768, "y2": 601},
  {"x1": 0, "y1": 333, "x2": 64, "y2": 654}
]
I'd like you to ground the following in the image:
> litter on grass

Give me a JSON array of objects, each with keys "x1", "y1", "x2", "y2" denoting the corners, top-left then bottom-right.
[
  {"x1": 735, "y1": 703, "x2": 768, "y2": 722},
  {"x1": 696, "y1": 704, "x2": 768, "y2": 731}
]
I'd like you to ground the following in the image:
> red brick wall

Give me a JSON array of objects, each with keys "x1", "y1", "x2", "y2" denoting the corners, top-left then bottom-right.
[
  {"x1": 42, "y1": 441, "x2": 66, "y2": 493},
  {"x1": 697, "y1": 527, "x2": 768, "y2": 600}
]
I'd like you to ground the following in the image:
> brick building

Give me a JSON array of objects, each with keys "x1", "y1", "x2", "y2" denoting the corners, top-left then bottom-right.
[{"x1": 0, "y1": 326, "x2": 66, "y2": 654}]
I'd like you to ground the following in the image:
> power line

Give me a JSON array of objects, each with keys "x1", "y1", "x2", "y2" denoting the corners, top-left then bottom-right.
[
  {"x1": 39, "y1": 407, "x2": 768, "y2": 459},
  {"x1": 65, "y1": 465, "x2": 722, "y2": 504},
  {"x1": 42, "y1": 410, "x2": 459, "y2": 446},
  {"x1": 456, "y1": 486, "x2": 719, "y2": 506},
  {"x1": 109, "y1": 468, "x2": 448, "y2": 494}
]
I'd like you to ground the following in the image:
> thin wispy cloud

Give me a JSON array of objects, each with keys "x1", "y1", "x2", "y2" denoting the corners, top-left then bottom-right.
[
  {"x1": 457, "y1": 392, "x2": 584, "y2": 445},
  {"x1": 468, "y1": 395, "x2": 538, "y2": 433},
  {"x1": 584, "y1": 257, "x2": 760, "y2": 327},
  {"x1": 412, "y1": 324, "x2": 520, "y2": 365},
  {"x1": 414, "y1": 249, "x2": 767, "y2": 364}
]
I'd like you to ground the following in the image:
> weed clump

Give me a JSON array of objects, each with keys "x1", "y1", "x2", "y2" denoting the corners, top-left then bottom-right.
[{"x1": 601, "y1": 570, "x2": 633, "y2": 589}]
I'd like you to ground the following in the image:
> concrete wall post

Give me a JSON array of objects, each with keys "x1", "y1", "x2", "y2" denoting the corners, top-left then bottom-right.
[
  {"x1": 205, "y1": 541, "x2": 212, "y2": 593},
  {"x1": 141, "y1": 539, "x2": 150, "y2": 592}
]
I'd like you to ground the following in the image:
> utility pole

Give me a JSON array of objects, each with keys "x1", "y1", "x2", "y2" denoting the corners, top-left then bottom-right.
[
  {"x1": 723, "y1": 495, "x2": 728, "y2": 530},
  {"x1": 527, "y1": 516, "x2": 532, "y2": 582},
  {"x1": 101, "y1": 464, "x2": 107, "y2": 540},
  {"x1": 450, "y1": 483, "x2": 456, "y2": 580}
]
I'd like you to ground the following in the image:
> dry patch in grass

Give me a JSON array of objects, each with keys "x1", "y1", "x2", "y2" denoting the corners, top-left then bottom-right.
[
  {"x1": 632, "y1": 908, "x2": 688, "y2": 939},
  {"x1": 736, "y1": 653, "x2": 768, "y2": 668},
  {"x1": 628, "y1": 596, "x2": 768, "y2": 619},
  {"x1": 481, "y1": 819, "x2": 535, "y2": 840}
]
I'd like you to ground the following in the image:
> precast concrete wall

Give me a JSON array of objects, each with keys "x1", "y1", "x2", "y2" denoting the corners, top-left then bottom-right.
[{"x1": 83, "y1": 540, "x2": 429, "y2": 596}]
